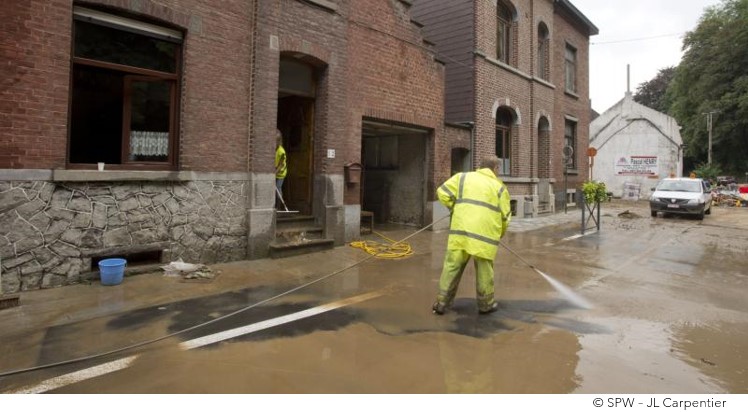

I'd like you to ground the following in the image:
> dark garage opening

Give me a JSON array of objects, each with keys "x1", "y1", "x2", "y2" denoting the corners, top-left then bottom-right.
[{"x1": 361, "y1": 119, "x2": 429, "y2": 226}]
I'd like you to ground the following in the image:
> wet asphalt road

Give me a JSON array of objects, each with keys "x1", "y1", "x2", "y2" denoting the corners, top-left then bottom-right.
[{"x1": 1, "y1": 200, "x2": 746, "y2": 393}]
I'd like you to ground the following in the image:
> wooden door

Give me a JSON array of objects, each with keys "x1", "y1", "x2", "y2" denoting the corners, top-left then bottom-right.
[{"x1": 278, "y1": 96, "x2": 314, "y2": 215}]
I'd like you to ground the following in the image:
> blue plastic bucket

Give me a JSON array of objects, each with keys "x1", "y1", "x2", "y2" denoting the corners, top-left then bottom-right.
[{"x1": 98, "y1": 258, "x2": 127, "y2": 286}]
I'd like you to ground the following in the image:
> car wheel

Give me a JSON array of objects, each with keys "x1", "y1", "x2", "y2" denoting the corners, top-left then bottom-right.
[
  {"x1": 705, "y1": 204, "x2": 711, "y2": 215},
  {"x1": 651, "y1": 210, "x2": 657, "y2": 218},
  {"x1": 697, "y1": 210, "x2": 705, "y2": 220}
]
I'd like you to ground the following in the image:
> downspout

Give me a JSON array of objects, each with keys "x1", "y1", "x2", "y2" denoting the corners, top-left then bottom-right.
[
  {"x1": 529, "y1": 0, "x2": 537, "y2": 216},
  {"x1": 530, "y1": 0, "x2": 536, "y2": 179},
  {"x1": 472, "y1": 0, "x2": 478, "y2": 171}
]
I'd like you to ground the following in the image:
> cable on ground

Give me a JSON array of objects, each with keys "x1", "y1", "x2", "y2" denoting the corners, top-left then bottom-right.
[
  {"x1": 349, "y1": 231, "x2": 414, "y2": 259},
  {"x1": 0, "y1": 216, "x2": 448, "y2": 379}
]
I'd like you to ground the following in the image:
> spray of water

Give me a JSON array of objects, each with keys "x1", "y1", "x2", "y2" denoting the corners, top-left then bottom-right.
[
  {"x1": 534, "y1": 268, "x2": 593, "y2": 310},
  {"x1": 500, "y1": 242, "x2": 593, "y2": 310}
]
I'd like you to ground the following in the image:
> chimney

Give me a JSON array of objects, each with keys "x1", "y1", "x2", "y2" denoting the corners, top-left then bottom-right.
[{"x1": 625, "y1": 64, "x2": 633, "y2": 98}]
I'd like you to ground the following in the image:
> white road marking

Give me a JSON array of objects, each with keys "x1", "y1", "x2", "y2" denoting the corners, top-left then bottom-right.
[
  {"x1": 3, "y1": 291, "x2": 384, "y2": 393},
  {"x1": 542, "y1": 230, "x2": 598, "y2": 246},
  {"x1": 5, "y1": 355, "x2": 138, "y2": 394},
  {"x1": 180, "y1": 290, "x2": 383, "y2": 350}
]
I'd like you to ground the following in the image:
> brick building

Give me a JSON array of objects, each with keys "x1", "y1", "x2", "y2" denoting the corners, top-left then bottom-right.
[
  {"x1": 0, "y1": 0, "x2": 448, "y2": 292},
  {"x1": 411, "y1": 0, "x2": 597, "y2": 216}
]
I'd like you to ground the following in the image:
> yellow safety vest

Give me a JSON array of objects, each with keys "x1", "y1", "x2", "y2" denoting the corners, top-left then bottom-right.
[
  {"x1": 437, "y1": 168, "x2": 511, "y2": 260},
  {"x1": 275, "y1": 145, "x2": 287, "y2": 179}
]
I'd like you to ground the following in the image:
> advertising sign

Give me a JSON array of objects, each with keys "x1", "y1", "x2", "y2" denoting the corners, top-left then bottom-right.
[{"x1": 615, "y1": 155, "x2": 658, "y2": 176}]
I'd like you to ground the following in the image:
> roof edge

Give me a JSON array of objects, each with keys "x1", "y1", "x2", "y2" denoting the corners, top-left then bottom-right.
[{"x1": 555, "y1": 0, "x2": 599, "y2": 36}]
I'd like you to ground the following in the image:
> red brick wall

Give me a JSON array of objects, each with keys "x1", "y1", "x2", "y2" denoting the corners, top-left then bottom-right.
[
  {"x1": 474, "y1": 0, "x2": 535, "y2": 188},
  {"x1": 251, "y1": 0, "x2": 446, "y2": 204},
  {"x1": 530, "y1": 0, "x2": 555, "y2": 180},
  {"x1": 253, "y1": 1, "x2": 349, "y2": 176},
  {"x1": 445, "y1": 124, "x2": 471, "y2": 151},
  {"x1": 469, "y1": 0, "x2": 591, "y2": 197},
  {"x1": 553, "y1": 9, "x2": 591, "y2": 189},
  {"x1": 1, "y1": 1, "x2": 71, "y2": 169},
  {"x1": 1, "y1": 0, "x2": 254, "y2": 172},
  {"x1": 347, "y1": 0, "x2": 447, "y2": 200}
]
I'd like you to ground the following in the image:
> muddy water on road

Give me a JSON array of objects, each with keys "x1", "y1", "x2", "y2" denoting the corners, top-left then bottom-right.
[
  {"x1": 8, "y1": 202, "x2": 748, "y2": 393},
  {"x1": 671, "y1": 322, "x2": 748, "y2": 393}
]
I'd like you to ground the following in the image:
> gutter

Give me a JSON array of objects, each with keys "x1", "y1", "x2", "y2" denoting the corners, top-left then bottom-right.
[{"x1": 555, "y1": 0, "x2": 599, "y2": 36}]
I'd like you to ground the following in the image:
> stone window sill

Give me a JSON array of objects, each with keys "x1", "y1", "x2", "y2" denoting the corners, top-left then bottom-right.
[
  {"x1": 300, "y1": 0, "x2": 337, "y2": 12},
  {"x1": 565, "y1": 89, "x2": 580, "y2": 99},
  {"x1": 50, "y1": 170, "x2": 251, "y2": 182}
]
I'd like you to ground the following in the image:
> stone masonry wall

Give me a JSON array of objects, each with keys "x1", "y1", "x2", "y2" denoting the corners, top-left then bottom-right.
[{"x1": 0, "y1": 180, "x2": 247, "y2": 293}]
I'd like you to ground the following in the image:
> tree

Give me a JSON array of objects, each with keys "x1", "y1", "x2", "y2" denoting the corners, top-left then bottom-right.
[
  {"x1": 668, "y1": 0, "x2": 748, "y2": 176},
  {"x1": 634, "y1": 66, "x2": 676, "y2": 112}
]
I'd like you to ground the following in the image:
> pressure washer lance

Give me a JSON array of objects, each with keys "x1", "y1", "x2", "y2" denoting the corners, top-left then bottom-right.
[{"x1": 500, "y1": 241, "x2": 593, "y2": 310}]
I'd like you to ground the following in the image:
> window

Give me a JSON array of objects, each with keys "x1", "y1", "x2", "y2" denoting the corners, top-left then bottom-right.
[
  {"x1": 495, "y1": 108, "x2": 513, "y2": 175},
  {"x1": 564, "y1": 44, "x2": 577, "y2": 93},
  {"x1": 538, "y1": 116, "x2": 551, "y2": 178},
  {"x1": 497, "y1": 2, "x2": 513, "y2": 64},
  {"x1": 69, "y1": 7, "x2": 182, "y2": 169},
  {"x1": 537, "y1": 23, "x2": 549, "y2": 80},
  {"x1": 564, "y1": 119, "x2": 577, "y2": 170}
]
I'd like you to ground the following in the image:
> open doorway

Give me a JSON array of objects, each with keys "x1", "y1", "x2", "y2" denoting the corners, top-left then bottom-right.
[
  {"x1": 361, "y1": 119, "x2": 429, "y2": 227},
  {"x1": 451, "y1": 148, "x2": 470, "y2": 175},
  {"x1": 277, "y1": 57, "x2": 316, "y2": 215},
  {"x1": 277, "y1": 96, "x2": 314, "y2": 214}
]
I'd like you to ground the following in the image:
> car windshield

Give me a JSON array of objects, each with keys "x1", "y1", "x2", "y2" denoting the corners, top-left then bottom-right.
[{"x1": 657, "y1": 180, "x2": 701, "y2": 193}]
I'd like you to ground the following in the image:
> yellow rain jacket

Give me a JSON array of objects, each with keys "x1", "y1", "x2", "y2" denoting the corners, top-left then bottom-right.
[
  {"x1": 275, "y1": 145, "x2": 287, "y2": 179},
  {"x1": 437, "y1": 168, "x2": 511, "y2": 260}
]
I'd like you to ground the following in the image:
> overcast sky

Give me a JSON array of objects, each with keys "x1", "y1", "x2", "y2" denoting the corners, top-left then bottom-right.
[{"x1": 571, "y1": 0, "x2": 723, "y2": 113}]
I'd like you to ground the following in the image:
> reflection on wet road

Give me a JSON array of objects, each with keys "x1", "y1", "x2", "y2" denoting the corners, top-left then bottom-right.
[{"x1": 1, "y1": 201, "x2": 746, "y2": 393}]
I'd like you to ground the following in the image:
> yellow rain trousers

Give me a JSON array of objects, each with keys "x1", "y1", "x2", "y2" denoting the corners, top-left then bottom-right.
[{"x1": 435, "y1": 168, "x2": 511, "y2": 311}]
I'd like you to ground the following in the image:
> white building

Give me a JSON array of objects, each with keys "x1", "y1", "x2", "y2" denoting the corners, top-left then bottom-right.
[{"x1": 590, "y1": 92, "x2": 684, "y2": 198}]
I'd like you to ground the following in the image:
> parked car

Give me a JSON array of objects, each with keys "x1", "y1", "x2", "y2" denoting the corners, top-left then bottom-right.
[
  {"x1": 650, "y1": 177, "x2": 712, "y2": 220},
  {"x1": 717, "y1": 176, "x2": 737, "y2": 186}
]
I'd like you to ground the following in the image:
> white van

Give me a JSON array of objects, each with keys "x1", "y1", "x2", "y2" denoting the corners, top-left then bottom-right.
[{"x1": 649, "y1": 178, "x2": 712, "y2": 220}]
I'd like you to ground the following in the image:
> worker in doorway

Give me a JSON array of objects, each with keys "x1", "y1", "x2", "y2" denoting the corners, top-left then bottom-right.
[
  {"x1": 432, "y1": 156, "x2": 512, "y2": 315},
  {"x1": 275, "y1": 129, "x2": 287, "y2": 207}
]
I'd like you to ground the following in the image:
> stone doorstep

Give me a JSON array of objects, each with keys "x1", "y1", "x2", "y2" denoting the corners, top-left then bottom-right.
[
  {"x1": 268, "y1": 238, "x2": 335, "y2": 259},
  {"x1": 275, "y1": 227, "x2": 324, "y2": 240},
  {"x1": 275, "y1": 215, "x2": 317, "y2": 232}
]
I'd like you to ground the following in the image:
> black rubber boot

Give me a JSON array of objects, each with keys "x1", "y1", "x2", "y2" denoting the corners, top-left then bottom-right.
[
  {"x1": 479, "y1": 301, "x2": 500, "y2": 315},
  {"x1": 432, "y1": 301, "x2": 447, "y2": 315}
]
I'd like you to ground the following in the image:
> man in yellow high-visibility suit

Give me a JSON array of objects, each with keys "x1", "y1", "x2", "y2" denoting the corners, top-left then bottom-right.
[{"x1": 432, "y1": 156, "x2": 511, "y2": 315}]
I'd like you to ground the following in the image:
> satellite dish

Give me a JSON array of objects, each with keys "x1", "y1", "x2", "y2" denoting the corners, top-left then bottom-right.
[{"x1": 562, "y1": 145, "x2": 574, "y2": 158}]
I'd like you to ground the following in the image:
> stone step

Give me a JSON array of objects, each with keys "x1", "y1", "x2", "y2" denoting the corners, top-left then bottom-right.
[
  {"x1": 275, "y1": 227, "x2": 325, "y2": 241},
  {"x1": 536, "y1": 202, "x2": 554, "y2": 215},
  {"x1": 269, "y1": 238, "x2": 335, "y2": 259},
  {"x1": 276, "y1": 214, "x2": 317, "y2": 232}
]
